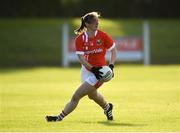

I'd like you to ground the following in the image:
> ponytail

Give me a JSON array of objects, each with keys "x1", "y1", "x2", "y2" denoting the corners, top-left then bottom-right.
[{"x1": 74, "y1": 17, "x2": 86, "y2": 35}]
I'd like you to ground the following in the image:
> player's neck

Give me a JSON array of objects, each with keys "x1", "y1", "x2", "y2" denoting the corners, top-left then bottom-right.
[{"x1": 86, "y1": 29, "x2": 96, "y2": 38}]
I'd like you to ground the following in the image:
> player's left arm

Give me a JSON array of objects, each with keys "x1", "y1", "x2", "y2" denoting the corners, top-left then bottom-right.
[
  {"x1": 103, "y1": 31, "x2": 117, "y2": 77},
  {"x1": 108, "y1": 44, "x2": 117, "y2": 73},
  {"x1": 103, "y1": 31, "x2": 117, "y2": 68},
  {"x1": 103, "y1": 32, "x2": 117, "y2": 77},
  {"x1": 109, "y1": 45, "x2": 117, "y2": 66}
]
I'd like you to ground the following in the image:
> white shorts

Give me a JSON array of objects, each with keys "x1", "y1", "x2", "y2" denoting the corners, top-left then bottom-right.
[{"x1": 80, "y1": 66, "x2": 103, "y2": 88}]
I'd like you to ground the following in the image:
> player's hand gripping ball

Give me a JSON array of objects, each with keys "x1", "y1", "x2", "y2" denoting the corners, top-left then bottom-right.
[{"x1": 99, "y1": 66, "x2": 113, "y2": 82}]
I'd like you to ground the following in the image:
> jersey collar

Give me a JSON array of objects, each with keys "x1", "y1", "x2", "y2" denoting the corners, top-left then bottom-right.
[{"x1": 84, "y1": 30, "x2": 98, "y2": 42}]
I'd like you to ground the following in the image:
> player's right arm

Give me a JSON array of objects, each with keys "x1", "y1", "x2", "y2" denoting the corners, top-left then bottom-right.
[
  {"x1": 75, "y1": 36, "x2": 92, "y2": 70},
  {"x1": 77, "y1": 54, "x2": 102, "y2": 80},
  {"x1": 77, "y1": 54, "x2": 92, "y2": 70}
]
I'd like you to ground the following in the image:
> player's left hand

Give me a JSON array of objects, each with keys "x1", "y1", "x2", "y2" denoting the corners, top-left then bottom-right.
[{"x1": 109, "y1": 64, "x2": 114, "y2": 78}]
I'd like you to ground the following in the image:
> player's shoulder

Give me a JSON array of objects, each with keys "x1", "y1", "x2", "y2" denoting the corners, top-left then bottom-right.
[
  {"x1": 97, "y1": 30, "x2": 106, "y2": 35},
  {"x1": 75, "y1": 32, "x2": 84, "y2": 42},
  {"x1": 97, "y1": 30, "x2": 109, "y2": 37}
]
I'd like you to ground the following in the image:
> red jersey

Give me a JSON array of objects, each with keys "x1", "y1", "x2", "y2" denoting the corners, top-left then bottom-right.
[{"x1": 75, "y1": 30, "x2": 115, "y2": 67}]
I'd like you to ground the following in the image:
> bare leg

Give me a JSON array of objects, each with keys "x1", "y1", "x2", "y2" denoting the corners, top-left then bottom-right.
[
  {"x1": 46, "y1": 81, "x2": 113, "y2": 122},
  {"x1": 45, "y1": 82, "x2": 97, "y2": 122},
  {"x1": 88, "y1": 90, "x2": 107, "y2": 109},
  {"x1": 63, "y1": 81, "x2": 96, "y2": 114},
  {"x1": 88, "y1": 90, "x2": 114, "y2": 120}
]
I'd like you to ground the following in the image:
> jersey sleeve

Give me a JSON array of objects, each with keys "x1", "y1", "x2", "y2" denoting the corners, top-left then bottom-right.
[
  {"x1": 75, "y1": 36, "x2": 84, "y2": 55},
  {"x1": 103, "y1": 32, "x2": 116, "y2": 51}
]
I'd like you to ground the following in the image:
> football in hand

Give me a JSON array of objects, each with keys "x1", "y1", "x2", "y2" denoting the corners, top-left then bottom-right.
[{"x1": 99, "y1": 66, "x2": 113, "y2": 82}]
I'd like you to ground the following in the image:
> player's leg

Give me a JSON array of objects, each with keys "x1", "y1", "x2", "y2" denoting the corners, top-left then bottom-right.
[
  {"x1": 88, "y1": 90, "x2": 106, "y2": 108},
  {"x1": 88, "y1": 90, "x2": 113, "y2": 120},
  {"x1": 46, "y1": 81, "x2": 96, "y2": 122},
  {"x1": 63, "y1": 81, "x2": 96, "y2": 114}
]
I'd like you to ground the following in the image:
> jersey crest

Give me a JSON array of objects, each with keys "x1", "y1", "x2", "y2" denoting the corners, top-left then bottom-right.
[{"x1": 96, "y1": 39, "x2": 102, "y2": 46}]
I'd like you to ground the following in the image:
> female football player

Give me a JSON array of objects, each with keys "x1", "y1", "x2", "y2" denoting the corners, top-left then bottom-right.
[{"x1": 46, "y1": 12, "x2": 117, "y2": 122}]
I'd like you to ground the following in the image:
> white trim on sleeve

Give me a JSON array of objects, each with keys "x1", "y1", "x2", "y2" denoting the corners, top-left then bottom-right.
[
  {"x1": 107, "y1": 42, "x2": 116, "y2": 51},
  {"x1": 76, "y1": 51, "x2": 84, "y2": 55}
]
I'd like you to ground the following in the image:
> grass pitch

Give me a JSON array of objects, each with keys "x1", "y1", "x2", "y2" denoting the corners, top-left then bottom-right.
[{"x1": 0, "y1": 65, "x2": 179, "y2": 131}]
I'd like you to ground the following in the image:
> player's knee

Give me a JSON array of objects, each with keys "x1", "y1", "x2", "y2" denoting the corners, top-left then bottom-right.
[
  {"x1": 88, "y1": 95, "x2": 93, "y2": 100},
  {"x1": 88, "y1": 94, "x2": 97, "y2": 100}
]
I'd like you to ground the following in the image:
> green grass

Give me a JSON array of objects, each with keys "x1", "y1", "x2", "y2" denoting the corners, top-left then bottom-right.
[
  {"x1": 0, "y1": 65, "x2": 180, "y2": 131},
  {"x1": 0, "y1": 19, "x2": 180, "y2": 66}
]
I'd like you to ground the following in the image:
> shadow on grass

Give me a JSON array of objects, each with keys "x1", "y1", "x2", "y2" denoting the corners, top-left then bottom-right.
[
  {"x1": 98, "y1": 121, "x2": 147, "y2": 127},
  {"x1": 82, "y1": 121, "x2": 147, "y2": 127}
]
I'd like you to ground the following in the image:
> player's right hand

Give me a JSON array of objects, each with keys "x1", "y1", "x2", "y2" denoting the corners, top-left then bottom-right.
[{"x1": 90, "y1": 67, "x2": 103, "y2": 80}]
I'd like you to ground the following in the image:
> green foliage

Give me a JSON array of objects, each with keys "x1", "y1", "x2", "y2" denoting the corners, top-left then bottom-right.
[
  {"x1": 150, "y1": 20, "x2": 180, "y2": 64},
  {"x1": 0, "y1": 19, "x2": 63, "y2": 66},
  {"x1": 0, "y1": 65, "x2": 180, "y2": 131}
]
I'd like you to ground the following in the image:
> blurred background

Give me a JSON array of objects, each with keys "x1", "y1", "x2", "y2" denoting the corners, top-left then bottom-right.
[
  {"x1": 0, "y1": 0, "x2": 180, "y2": 67},
  {"x1": 0, "y1": 1, "x2": 180, "y2": 131}
]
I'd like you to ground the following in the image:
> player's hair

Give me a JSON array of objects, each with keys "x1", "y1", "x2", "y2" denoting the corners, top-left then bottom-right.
[{"x1": 74, "y1": 12, "x2": 100, "y2": 35}]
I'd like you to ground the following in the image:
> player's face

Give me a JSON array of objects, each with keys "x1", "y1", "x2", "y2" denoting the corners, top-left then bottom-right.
[{"x1": 87, "y1": 17, "x2": 99, "y2": 31}]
